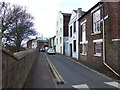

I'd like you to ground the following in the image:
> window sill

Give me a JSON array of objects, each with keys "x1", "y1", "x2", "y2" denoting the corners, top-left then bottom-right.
[
  {"x1": 80, "y1": 53, "x2": 87, "y2": 56},
  {"x1": 73, "y1": 32, "x2": 76, "y2": 34},
  {"x1": 91, "y1": 31, "x2": 101, "y2": 35},
  {"x1": 94, "y1": 53, "x2": 101, "y2": 57}
]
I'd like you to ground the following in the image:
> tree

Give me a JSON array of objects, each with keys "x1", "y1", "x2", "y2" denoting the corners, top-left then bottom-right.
[{"x1": 1, "y1": 2, "x2": 37, "y2": 52}]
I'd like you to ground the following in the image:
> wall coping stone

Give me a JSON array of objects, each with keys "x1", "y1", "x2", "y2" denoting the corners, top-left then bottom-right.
[{"x1": 1, "y1": 46, "x2": 37, "y2": 61}]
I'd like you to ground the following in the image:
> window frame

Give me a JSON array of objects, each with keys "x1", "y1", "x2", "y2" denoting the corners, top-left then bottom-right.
[
  {"x1": 56, "y1": 38, "x2": 58, "y2": 44},
  {"x1": 74, "y1": 21, "x2": 76, "y2": 33},
  {"x1": 82, "y1": 22, "x2": 86, "y2": 42},
  {"x1": 80, "y1": 43, "x2": 87, "y2": 55},
  {"x1": 70, "y1": 26, "x2": 72, "y2": 37},
  {"x1": 60, "y1": 37, "x2": 62, "y2": 43},
  {"x1": 73, "y1": 40, "x2": 76, "y2": 52},
  {"x1": 80, "y1": 20, "x2": 87, "y2": 55},
  {"x1": 93, "y1": 39, "x2": 103, "y2": 57},
  {"x1": 92, "y1": 9, "x2": 101, "y2": 33}
]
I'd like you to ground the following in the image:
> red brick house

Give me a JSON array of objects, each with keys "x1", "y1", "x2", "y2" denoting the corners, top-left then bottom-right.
[{"x1": 78, "y1": 2, "x2": 120, "y2": 76}]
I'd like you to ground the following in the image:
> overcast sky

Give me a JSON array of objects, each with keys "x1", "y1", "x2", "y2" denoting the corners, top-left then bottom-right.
[{"x1": 2, "y1": 0, "x2": 100, "y2": 38}]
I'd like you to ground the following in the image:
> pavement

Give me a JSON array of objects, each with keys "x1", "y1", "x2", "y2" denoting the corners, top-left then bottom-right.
[
  {"x1": 76, "y1": 59, "x2": 120, "y2": 80},
  {"x1": 56, "y1": 54, "x2": 120, "y2": 80},
  {"x1": 23, "y1": 52, "x2": 57, "y2": 88}
]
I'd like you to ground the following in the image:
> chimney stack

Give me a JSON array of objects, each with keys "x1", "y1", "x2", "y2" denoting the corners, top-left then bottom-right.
[{"x1": 77, "y1": 8, "x2": 82, "y2": 19}]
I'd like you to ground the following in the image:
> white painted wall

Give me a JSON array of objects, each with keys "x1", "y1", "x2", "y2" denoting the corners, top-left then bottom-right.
[
  {"x1": 64, "y1": 37, "x2": 69, "y2": 56},
  {"x1": 68, "y1": 11, "x2": 79, "y2": 60},
  {"x1": 56, "y1": 11, "x2": 64, "y2": 54},
  {"x1": 32, "y1": 40, "x2": 37, "y2": 49}
]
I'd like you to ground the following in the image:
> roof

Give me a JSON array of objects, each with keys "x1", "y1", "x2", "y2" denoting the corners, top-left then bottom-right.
[
  {"x1": 61, "y1": 13, "x2": 71, "y2": 16},
  {"x1": 73, "y1": 10, "x2": 77, "y2": 13},
  {"x1": 78, "y1": 2, "x2": 103, "y2": 20},
  {"x1": 38, "y1": 40, "x2": 48, "y2": 43}
]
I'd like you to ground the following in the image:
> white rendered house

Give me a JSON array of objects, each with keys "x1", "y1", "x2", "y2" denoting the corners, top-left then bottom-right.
[
  {"x1": 56, "y1": 11, "x2": 71, "y2": 55},
  {"x1": 68, "y1": 8, "x2": 85, "y2": 60}
]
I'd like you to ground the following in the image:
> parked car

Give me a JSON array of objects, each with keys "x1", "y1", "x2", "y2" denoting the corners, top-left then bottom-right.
[
  {"x1": 40, "y1": 48, "x2": 45, "y2": 52},
  {"x1": 47, "y1": 48, "x2": 55, "y2": 55}
]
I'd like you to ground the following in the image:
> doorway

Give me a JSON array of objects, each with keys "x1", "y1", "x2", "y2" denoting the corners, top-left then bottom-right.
[{"x1": 70, "y1": 44, "x2": 72, "y2": 57}]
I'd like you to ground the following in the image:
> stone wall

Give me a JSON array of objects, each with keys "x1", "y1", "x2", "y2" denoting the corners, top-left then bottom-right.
[{"x1": 2, "y1": 48, "x2": 39, "y2": 88}]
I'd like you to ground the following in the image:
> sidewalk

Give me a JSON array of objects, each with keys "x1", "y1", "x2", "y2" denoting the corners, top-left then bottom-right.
[
  {"x1": 24, "y1": 52, "x2": 57, "y2": 88},
  {"x1": 77, "y1": 59, "x2": 120, "y2": 80},
  {"x1": 63, "y1": 55, "x2": 120, "y2": 80}
]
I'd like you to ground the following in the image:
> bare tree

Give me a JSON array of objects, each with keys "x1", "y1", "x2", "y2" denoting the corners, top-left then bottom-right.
[{"x1": 1, "y1": 2, "x2": 37, "y2": 52}]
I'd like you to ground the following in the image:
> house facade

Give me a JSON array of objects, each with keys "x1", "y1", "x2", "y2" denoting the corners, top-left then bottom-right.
[
  {"x1": 56, "y1": 11, "x2": 71, "y2": 55},
  {"x1": 49, "y1": 36, "x2": 56, "y2": 51},
  {"x1": 27, "y1": 39, "x2": 37, "y2": 49},
  {"x1": 37, "y1": 39, "x2": 49, "y2": 49},
  {"x1": 78, "y1": 2, "x2": 120, "y2": 76},
  {"x1": 68, "y1": 8, "x2": 85, "y2": 59}
]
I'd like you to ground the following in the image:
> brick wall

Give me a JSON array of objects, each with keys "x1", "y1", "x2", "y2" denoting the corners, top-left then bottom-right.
[
  {"x1": 105, "y1": 2, "x2": 120, "y2": 75},
  {"x1": 2, "y1": 48, "x2": 39, "y2": 88},
  {"x1": 79, "y1": 7, "x2": 103, "y2": 64},
  {"x1": 63, "y1": 16, "x2": 71, "y2": 36},
  {"x1": 78, "y1": 2, "x2": 120, "y2": 76}
]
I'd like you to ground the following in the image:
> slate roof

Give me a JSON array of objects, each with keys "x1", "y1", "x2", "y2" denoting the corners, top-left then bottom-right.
[
  {"x1": 73, "y1": 10, "x2": 77, "y2": 13},
  {"x1": 61, "y1": 13, "x2": 71, "y2": 16}
]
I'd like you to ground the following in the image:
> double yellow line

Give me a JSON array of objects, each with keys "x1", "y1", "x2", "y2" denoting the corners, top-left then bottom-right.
[{"x1": 44, "y1": 53, "x2": 64, "y2": 85}]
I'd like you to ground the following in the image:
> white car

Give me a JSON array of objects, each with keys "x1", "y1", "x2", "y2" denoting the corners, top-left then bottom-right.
[{"x1": 47, "y1": 48, "x2": 56, "y2": 55}]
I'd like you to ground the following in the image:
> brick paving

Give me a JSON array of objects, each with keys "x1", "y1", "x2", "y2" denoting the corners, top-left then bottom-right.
[{"x1": 24, "y1": 52, "x2": 57, "y2": 88}]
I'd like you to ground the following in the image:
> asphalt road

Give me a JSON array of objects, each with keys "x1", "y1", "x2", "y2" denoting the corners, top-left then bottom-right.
[{"x1": 46, "y1": 53, "x2": 120, "y2": 89}]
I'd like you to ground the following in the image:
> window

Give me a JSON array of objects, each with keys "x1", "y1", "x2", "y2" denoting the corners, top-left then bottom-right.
[
  {"x1": 73, "y1": 40, "x2": 76, "y2": 52},
  {"x1": 60, "y1": 18, "x2": 62, "y2": 23},
  {"x1": 57, "y1": 22, "x2": 58, "y2": 26},
  {"x1": 74, "y1": 21, "x2": 76, "y2": 32},
  {"x1": 56, "y1": 38, "x2": 58, "y2": 44},
  {"x1": 60, "y1": 28, "x2": 62, "y2": 32},
  {"x1": 80, "y1": 44, "x2": 87, "y2": 55},
  {"x1": 94, "y1": 42, "x2": 101, "y2": 56},
  {"x1": 82, "y1": 23, "x2": 86, "y2": 42},
  {"x1": 70, "y1": 26, "x2": 72, "y2": 37},
  {"x1": 56, "y1": 31, "x2": 58, "y2": 35},
  {"x1": 60, "y1": 46, "x2": 62, "y2": 53},
  {"x1": 93, "y1": 9, "x2": 100, "y2": 33},
  {"x1": 80, "y1": 20, "x2": 87, "y2": 55},
  {"x1": 60, "y1": 37, "x2": 62, "y2": 43}
]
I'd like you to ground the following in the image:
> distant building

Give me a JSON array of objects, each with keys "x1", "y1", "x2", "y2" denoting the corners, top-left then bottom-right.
[
  {"x1": 56, "y1": 11, "x2": 71, "y2": 54},
  {"x1": 27, "y1": 39, "x2": 37, "y2": 49},
  {"x1": 37, "y1": 39, "x2": 49, "y2": 49},
  {"x1": 49, "y1": 36, "x2": 56, "y2": 51}
]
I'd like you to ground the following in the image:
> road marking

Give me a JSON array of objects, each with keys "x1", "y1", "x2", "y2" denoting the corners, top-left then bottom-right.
[
  {"x1": 72, "y1": 84, "x2": 90, "y2": 90},
  {"x1": 104, "y1": 81, "x2": 120, "y2": 88},
  {"x1": 65, "y1": 56, "x2": 112, "y2": 80},
  {"x1": 44, "y1": 53, "x2": 65, "y2": 84}
]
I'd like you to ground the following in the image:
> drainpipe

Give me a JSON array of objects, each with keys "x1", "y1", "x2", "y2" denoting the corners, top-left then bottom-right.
[{"x1": 102, "y1": 5, "x2": 105, "y2": 64}]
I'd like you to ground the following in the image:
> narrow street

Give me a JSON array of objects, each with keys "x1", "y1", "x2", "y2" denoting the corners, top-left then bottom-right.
[{"x1": 46, "y1": 53, "x2": 119, "y2": 89}]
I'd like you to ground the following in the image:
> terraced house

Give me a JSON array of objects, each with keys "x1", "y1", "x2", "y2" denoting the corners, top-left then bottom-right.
[
  {"x1": 49, "y1": 36, "x2": 56, "y2": 51},
  {"x1": 56, "y1": 11, "x2": 71, "y2": 55},
  {"x1": 78, "y1": 1, "x2": 120, "y2": 76},
  {"x1": 68, "y1": 8, "x2": 85, "y2": 59}
]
